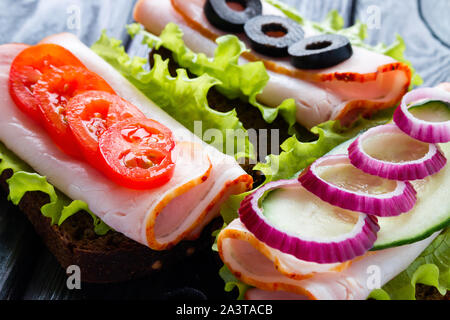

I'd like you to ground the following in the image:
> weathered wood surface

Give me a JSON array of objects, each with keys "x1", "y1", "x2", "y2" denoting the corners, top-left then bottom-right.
[
  {"x1": 353, "y1": 0, "x2": 450, "y2": 86},
  {"x1": 0, "y1": 0, "x2": 449, "y2": 300},
  {"x1": 0, "y1": 0, "x2": 137, "y2": 45},
  {"x1": 282, "y1": 0, "x2": 354, "y2": 25},
  {"x1": 0, "y1": 190, "x2": 41, "y2": 300}
]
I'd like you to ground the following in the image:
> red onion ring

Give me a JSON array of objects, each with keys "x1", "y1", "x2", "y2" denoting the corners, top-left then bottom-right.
[
  {"x1": 298, "y1": 155, "x2": 417, "y2": 217},
  {"x1": 238, "y1": 179, "x2": 380, "y2": 263},
  {"x1": 348, "y1": 124, "x2": 447, "y2": 181},
  {"x1": 394, "y1": 87, "x2": 450, "y2": 143}
]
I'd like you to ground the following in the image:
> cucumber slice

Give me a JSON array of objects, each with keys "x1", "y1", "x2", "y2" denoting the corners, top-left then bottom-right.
[
  {"x1": 262, "y1": 185, "x2": 361, "y2": 241},
  {"x1": 327, "y1": 138, "x2": 450, "y2": 250},
  {"x1": 409, "y1": 100, "x2": 450, "y2": 123}
]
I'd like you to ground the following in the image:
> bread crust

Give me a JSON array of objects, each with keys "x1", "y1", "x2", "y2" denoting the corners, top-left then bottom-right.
[{"x1": 0, "y1": 169, "x2": 218, "y2": 283}]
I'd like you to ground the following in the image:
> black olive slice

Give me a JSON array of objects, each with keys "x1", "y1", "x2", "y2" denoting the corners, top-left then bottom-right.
[
  {"x1": 204, "y1": 0, "x2": 262, "y2": 32},
  {"x1": 244, "y1": 15, "x2": 305, "y2": 57},
  {"x1": 288, "y1": 34, "x2": 353, "y2": 69}
]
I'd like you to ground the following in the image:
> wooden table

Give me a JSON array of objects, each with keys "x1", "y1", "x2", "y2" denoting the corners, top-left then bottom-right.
[{"x1": 0, "y1": 0, "x2": 449, "y2": 300}]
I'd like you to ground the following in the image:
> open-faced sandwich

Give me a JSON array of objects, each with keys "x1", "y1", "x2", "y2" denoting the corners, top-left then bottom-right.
[
  {"x1": 0, "y1": 34, "x2": 253, "y2": 283},
  {"x1": 127, "y1": 0, "x2": 449, "y2": 300}
]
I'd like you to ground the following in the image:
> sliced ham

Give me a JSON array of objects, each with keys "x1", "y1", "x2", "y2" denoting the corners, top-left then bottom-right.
[
  {"x1": 218, "y1": 219, "x2": 438, "y2": 300},
  {"x1": 0, "y1": 37, "x2": 252, "y2": 251},
  {"x1": 134, "y1": 0, "x2": 412, "y2": 128}
]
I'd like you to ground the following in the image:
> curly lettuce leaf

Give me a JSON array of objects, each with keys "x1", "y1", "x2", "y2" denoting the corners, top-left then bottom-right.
[
  {"x1": 92, "y1": 31, "x2": 254, "y2": 159},
  {"x1": 264, "y1": 0, "x2": 423, "y2": 87},
  {"x1": 60, "y1": 200, "x2": 111, "y2": 236},
  {"x1": 0, "y1": 142, "x2": 110, "y2": 235},
  {"x1": 219, "y1": 265, "x2": 251, "y2": 300},
  {"x1": 255, "y1": 110, "x2": 392, "y2": 183},
  {"x1": 127, "y1": 23, "x2": 297, "y2": 133},
  {"x1": 370, "y1": 229, "x2": 449, "y2": 300}
]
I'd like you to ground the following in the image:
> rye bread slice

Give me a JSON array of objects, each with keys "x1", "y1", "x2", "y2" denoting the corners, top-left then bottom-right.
[{"x1": 0, "y1": 169, "x2": 220, "y2": 283}]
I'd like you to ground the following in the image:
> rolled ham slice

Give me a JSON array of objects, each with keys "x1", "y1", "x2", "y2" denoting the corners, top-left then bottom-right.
[
  {"x1": 134, "y1": 0, "x2": 412, "y2": 128},
  {"x1": 0, "y1": 36, "x2": 252, "y2": 251},
  {"x1": 218, "y1": 219, "x2": 438, "y2": 300}
]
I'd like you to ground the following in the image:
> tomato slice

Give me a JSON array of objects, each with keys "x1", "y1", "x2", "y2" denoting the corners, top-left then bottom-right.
[
  {"x1": 33, "y1": 65, "x2": 115, "y2": 158},
  {"x1": 66, "y1": 90, "x2": 146, "y2": 166},
  {"x1": 99, "y1": 118, "x2": 176, "y2": 189},
  {"x1": 9, "y1": 44, "x2": 85, "y2": 123}
]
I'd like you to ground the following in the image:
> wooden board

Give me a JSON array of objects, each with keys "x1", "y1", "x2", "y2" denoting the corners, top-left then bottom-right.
[
  {"x1": 0, "y1": 0, "x2": 137, "y2": 45},
  {"x1": 0, "y1": 191, "x2": 42, "y2": 300},
  {"x1": 419, "y1": 0, "x2": 450, "y2": 48},
  {"x1": 0, "y1": 0, "x2": 448, "y2": 300},
  {"x1": 353, "y1": 0, "x2": 450, "y2": 86},
  {"x1": 282, "y1": 0, "x2": 354, "y2": 25}
]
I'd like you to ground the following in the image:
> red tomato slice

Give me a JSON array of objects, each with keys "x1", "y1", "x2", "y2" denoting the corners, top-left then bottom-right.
[
  {"x1": 9, "y1": 44, "x2": 85, "y2": 123},
  {"x1": 33, "y1": 65, "x2": 115, "y2": 158},
  {"x1": 66, "y1": 90, "x2": 145, "y2": 166},
  {"x1": 99, "y1": 118, "x2": 176, "y2": 189}
]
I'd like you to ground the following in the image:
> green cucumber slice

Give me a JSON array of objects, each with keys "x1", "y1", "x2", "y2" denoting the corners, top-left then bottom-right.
[
  {"x1": 409, "y1": 100, "x2": 450, "y2": 123},
  {"x1": 327, "y1": 138, "x2": 450, "y2": 250},
  {"x1": 262, "y1": 186, "x2": 361, "y2": 241}
]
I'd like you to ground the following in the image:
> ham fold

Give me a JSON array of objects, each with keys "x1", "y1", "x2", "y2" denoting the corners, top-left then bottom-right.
[
  {"x1": 218, "y1": 219, "x2": 438, "y2": 300},
  {"x1": 134, "y1": 0, "x2": 412, "y2": 128},
  {"x1": 0, "y1": 36, "x2": 252, "y2": 251}
]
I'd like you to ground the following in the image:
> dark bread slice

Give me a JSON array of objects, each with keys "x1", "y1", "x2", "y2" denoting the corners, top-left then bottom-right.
[{"x1": 0, "y1": 168, "x2": 220, "y2": 283}]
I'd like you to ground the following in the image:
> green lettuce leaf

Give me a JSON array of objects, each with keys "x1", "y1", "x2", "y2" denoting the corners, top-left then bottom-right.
[
  {"x1": 255, "y1": 110, "x2": 393, "y2": 183},
  {"x1": 127, "y1": 23, "x2": 297, "y2": 133},
  {"x1": 219, "y1": 265, "x2": 251, "y2": 300},
  {"x1": 92, "y1": 31, "x2": 254, "y2": 159},
  {"x1": 0, "y1": 142, "x2": 110, "y2": 236},
  {"x1": 264, "y1": 0, "x2": 423, "y2": 87},
  {"x1": 369, "y1": 228, "x2": 449, "y2": 300}
]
